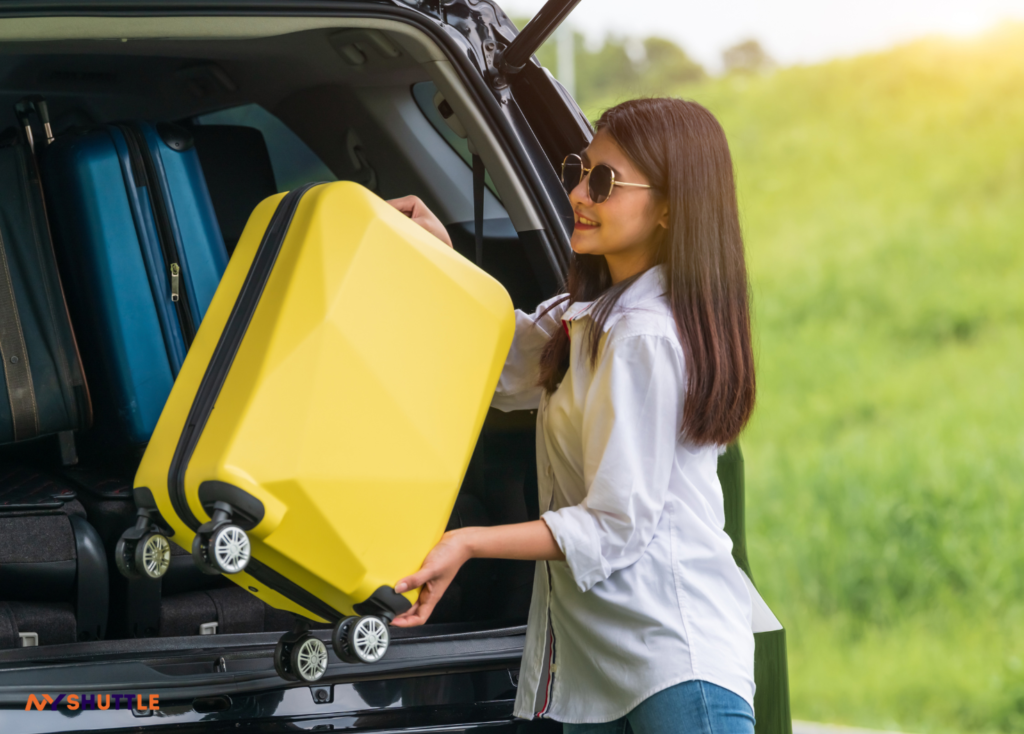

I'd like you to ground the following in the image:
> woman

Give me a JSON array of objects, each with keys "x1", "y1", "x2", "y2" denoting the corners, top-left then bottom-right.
[{"x1": 387, "y1": 98, "x2": 757, "y2": 734}]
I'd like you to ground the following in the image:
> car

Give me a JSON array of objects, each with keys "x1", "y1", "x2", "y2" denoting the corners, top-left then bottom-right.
[{"x1": 0, "y1": 0, "x2": 792, "y2": 731}]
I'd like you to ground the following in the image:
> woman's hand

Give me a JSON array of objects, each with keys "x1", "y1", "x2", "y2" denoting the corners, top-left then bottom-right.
[
  {"x1": 387, "y1": 195, "x2": 453, "y2": 248},
  {"x1": 391, "y1": 529, "x2": 471, "y2": 627},
  {"x1": 389, "y1": 521, "x2": 564, "y2": 627}
]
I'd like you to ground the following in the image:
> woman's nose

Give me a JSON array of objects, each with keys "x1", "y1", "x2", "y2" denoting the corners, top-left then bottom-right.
[{"x1": 568, "y1": 175, "x2": 592, "y2": 208}]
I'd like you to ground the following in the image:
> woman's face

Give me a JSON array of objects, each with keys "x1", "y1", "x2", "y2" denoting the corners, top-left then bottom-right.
[{"x1": 568, "y1": 128, "x2": 668, "y2": 280}]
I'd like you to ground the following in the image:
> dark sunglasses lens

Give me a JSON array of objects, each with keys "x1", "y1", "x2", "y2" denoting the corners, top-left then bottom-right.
[
  {"x1": 589, "y1": 164, "x2": 613, "y2": 203},
  {"x1": 561, "y1": 157, "x2": 582, "y2": 192}
]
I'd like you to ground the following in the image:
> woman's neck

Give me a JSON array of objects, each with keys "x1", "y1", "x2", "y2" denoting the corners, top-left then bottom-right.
[{"x1": 605, "y1": 249, "x2": 655, "y2": 285}]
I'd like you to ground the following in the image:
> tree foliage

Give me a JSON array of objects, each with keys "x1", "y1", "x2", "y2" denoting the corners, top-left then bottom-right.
[
  {"x1": 723, "y1": 38, "x2": 776, "y2": 74},
  {"x1": 511, "y1": 18, "x2": 705, "y2": 111}
]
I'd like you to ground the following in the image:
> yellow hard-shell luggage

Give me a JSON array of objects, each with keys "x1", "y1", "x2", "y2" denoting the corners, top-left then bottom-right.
[{"x1": 118, "y1": 181, "x2": 514, "y2": 682}]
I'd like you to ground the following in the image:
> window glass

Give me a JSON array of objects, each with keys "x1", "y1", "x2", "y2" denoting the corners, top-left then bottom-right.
[
  {"x1": 411, "y1": 81, "x2": 498, "y2": 198},
  {"x1": 194, "y1": 103, "x2": 336, "y2": 192}
]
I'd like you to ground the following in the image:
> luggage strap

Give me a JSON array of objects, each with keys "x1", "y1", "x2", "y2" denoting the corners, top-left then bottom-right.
[
  {"x1": 0, "y1": 228, "x2": 39, "y2": 441},
  {"x1": 472, "y1": 153, "x2": 485, "y2": 267}
]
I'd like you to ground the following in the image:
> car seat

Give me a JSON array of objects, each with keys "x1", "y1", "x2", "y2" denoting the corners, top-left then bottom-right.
[{"x1": 188, "y1": 124, "x2": 278, "y2": 254}]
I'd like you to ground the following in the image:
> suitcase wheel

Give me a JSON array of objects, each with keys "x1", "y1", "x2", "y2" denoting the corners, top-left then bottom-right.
[
  {"x1": 331, "y1": 617, "x2": 360, "y2": 664},
  {"x1": 332, "y1": 615, "x2": 389, "y2": 664},
  {"x1": 274, "y1": 631, "x2": 328, "y2": 683},
  {"x1": 115, "y1": 532, "x2": 171, "y2": 580},
  {"x1": 192, "y1": 523, "x2": 251, "y2": 575}
]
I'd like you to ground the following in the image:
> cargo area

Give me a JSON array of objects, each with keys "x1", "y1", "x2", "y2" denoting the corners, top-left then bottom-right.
[{"x1": 0, "y1": 18, "x2": 551, "y2": 652}]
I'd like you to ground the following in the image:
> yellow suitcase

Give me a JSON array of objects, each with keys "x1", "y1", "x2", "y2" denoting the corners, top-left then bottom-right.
[{"x1": 116, "y1": 181, "x2": 514, "y2": 682}]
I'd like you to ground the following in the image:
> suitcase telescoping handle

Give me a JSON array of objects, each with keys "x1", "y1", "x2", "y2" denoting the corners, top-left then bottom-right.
[{"x1": 14, "y1": 96, "x2": 54, "y2": 153}]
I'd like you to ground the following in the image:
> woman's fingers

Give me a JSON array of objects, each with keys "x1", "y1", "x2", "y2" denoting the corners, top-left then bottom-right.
[
  {"x1": 391, "y1": 594, "x2": 438, "y2": 627},
  {"x1": 391, "y1": 579, "x2": 448, "y2": 627},
  {"x1": 389, "y1": 532, "x2": 471, "y2": 627},
  {"x1": 390, "y1": 601, "x2": 424, "y2": 627},
  {"x1": 391, "y1": 606, "x2": 431, "y2": 627},
  {"x1": 389, "y1": 581, "x2": 443, "y2": 627},
  {"x1": 395, "y1": 569, "x2": 434, "y2": 595},
  {"x1": 387, "y1": 195, "x2": 420, "y2": 218},
  {"x1": 385, "y1": 195, "x2": 453, "y2": 248}
]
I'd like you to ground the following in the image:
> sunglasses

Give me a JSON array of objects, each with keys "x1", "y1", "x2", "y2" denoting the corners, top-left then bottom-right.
[{"x1": 560, "y1": 153, "x2": 652, "y2": 203}]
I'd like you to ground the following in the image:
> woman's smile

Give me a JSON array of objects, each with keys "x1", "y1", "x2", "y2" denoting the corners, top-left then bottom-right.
[{"x1": 574, "y1": 212, "x2": 600, "y2": 231}]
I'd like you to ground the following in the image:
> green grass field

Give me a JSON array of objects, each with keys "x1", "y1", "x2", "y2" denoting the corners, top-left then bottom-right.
[{"x1": 576, "y1": 25, "x2": 1024, "y2": 734}]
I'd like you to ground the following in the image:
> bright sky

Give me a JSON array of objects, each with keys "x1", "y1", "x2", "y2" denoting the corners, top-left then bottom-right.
[{"x1": 502, "y1": 0, "x2": 1024, "y2": 72}]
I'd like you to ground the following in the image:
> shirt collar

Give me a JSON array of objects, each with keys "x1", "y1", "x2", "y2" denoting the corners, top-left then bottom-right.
[{"x1": 561, "y1": 264, "x2": 668, "y2": 333}]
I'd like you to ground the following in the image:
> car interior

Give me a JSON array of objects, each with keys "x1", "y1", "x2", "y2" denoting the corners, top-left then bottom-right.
[{"x1": 0, "y1": 16, "x2": 558, "y2": 653}]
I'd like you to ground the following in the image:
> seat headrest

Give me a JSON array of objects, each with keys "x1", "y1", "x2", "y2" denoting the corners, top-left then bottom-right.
[{"x1": 190, "y1": 125, "x2": 277, "y2": 255}]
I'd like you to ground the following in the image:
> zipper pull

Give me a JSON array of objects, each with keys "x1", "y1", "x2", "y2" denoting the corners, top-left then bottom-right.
[{"x1": 170, "y1": 263, "x2": 180, "y2": 302}]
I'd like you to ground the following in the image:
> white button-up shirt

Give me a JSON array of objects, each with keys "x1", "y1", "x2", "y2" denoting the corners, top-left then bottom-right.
[{"x1": 491, "y1": 265, "x2": 755, "y2": 724}]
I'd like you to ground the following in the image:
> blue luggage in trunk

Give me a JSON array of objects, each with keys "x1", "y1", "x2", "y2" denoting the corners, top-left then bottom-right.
[{"x1": 42, "y1": 121, "x2": 228, "y2": 447}]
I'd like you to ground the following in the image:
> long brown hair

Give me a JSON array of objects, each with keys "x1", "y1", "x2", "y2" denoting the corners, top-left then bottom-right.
[{"x1": 538, "y1": 98, "x2": 755, "y2": 446}]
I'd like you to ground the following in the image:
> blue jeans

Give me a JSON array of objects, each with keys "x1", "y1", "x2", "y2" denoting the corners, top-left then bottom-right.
[{"x1": 563, "y1": 680, "x2": 754, "y2": 734}]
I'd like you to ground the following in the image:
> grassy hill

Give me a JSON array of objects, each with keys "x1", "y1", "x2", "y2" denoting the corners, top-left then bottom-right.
[{"x1": 571, "y1": 25, "x2": 1024, "y2": 734}]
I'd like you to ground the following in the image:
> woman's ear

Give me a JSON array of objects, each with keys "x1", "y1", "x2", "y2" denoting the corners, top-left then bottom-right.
[{"x1": 657, "y1": 200, "x2": 670, "y2": 230}]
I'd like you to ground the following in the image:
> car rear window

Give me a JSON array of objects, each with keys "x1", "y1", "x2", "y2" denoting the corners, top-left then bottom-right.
[{"x1": 194, "y1": 103, "x2": 336, "y2": 192}]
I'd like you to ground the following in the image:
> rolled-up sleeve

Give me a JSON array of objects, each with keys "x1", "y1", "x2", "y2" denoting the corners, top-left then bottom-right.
[
  {"x1": 491, "y1": 295, "x2": 569, "y2": 412},
  {"x1": 542, "y1": 333, "x2": 685, "y2": 592}
]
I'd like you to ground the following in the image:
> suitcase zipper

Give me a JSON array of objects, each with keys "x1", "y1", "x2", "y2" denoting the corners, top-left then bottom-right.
[
  {"x1": 169, "y1": 263, "x2": 180, "y2": 302},
  {"x1": 166, "y1": 182, "x2": 341, "y2": 622},
  {"x1": 117, "y1": 124, "x2": 197, "y2": 346},
  {"x1": 166, "y1": 182, "x2": 319, "y2": 530}
]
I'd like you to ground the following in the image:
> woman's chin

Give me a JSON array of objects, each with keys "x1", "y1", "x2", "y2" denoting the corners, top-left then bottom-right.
[{"x1": 570, "y1": 233, "x2": 601, "y2": 255}]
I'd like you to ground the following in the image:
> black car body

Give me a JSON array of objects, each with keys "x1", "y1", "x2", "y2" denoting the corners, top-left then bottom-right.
[{"x1": 0, "y1": 1, "x2": 791, "y2": 731}]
